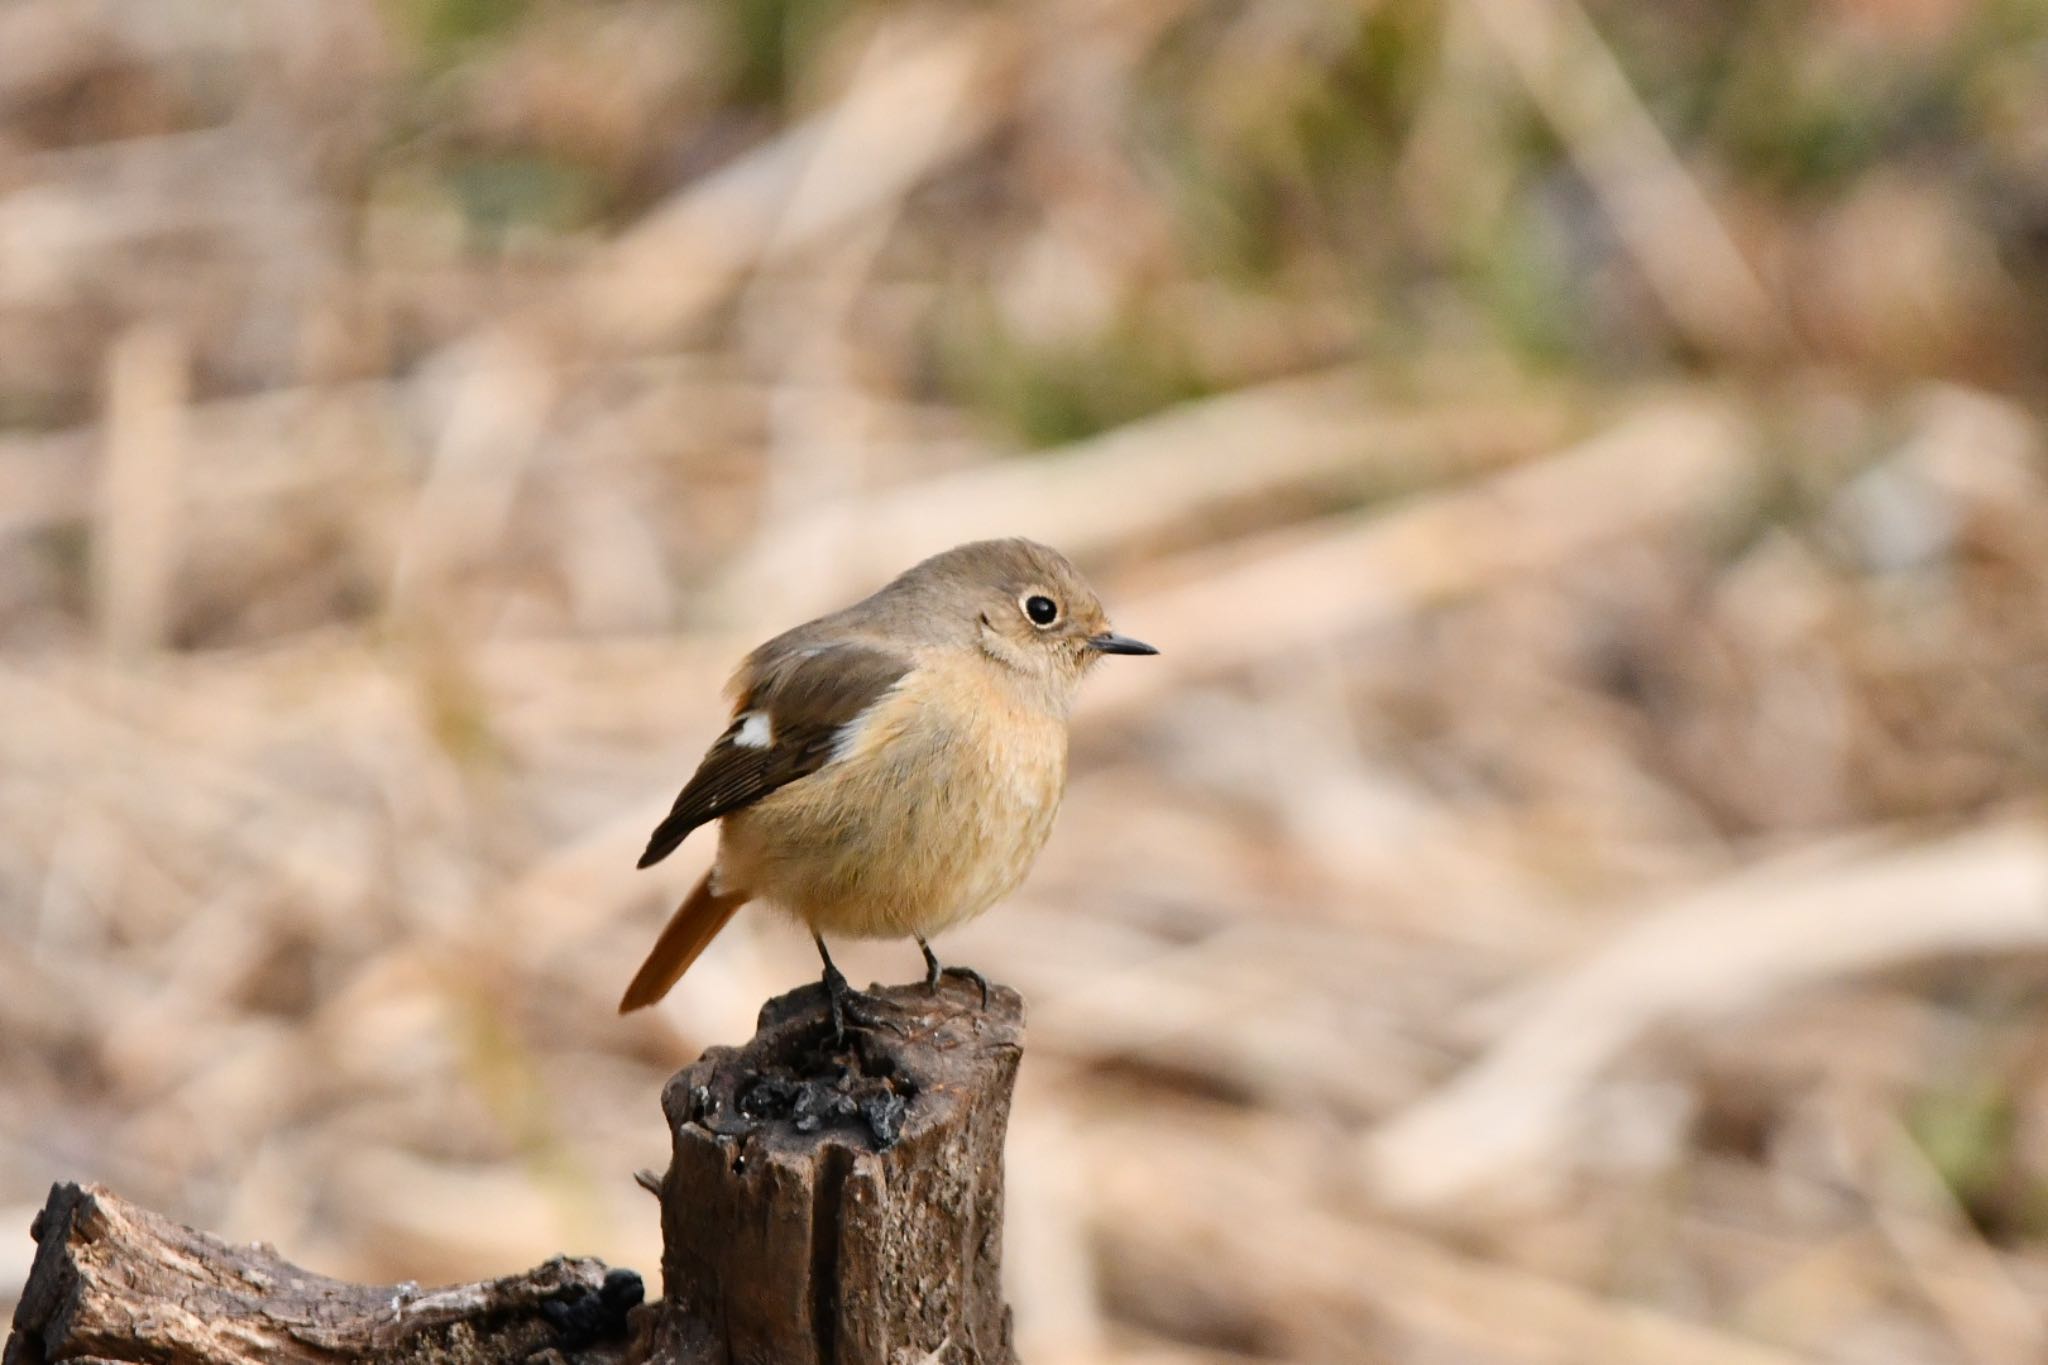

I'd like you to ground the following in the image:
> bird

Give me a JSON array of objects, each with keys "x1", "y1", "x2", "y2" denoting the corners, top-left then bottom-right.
[{"x1": 618, "y1": 538, "x2": 1156, "y2": 1033}]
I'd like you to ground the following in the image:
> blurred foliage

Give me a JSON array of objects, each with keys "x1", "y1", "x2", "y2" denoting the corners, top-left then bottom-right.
[
  {"x1": 391, "y1": 0, "x2": 535, "y2": 64},
  {"x1": 6, "y1": 0, "x2": 2048, "y2": 432},
  {"x1": 727, "y1": 0, "x2": 859, "y2": 105},
  {"x1": 339, "y1": 0, "x2": 2048, "y2": 436},
  {"x1": 1909, "y1": 1066, "x2": 2048, "y2": 1242},
  {"x1": 932, "y1": 297, "x2": 1215, "y2": 447},
  {"x1": 443, "y1": 152, "x2": 605, "y2": 239}
]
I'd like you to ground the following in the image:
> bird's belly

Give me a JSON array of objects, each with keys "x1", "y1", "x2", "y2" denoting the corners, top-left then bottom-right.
[{"x1": 719, "y1": 711, "x2": 1066, "y2": 940}]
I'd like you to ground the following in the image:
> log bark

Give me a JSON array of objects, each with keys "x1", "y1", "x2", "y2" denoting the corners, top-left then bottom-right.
[
  {"x1": 5, "y1": 973, "x2": 1024, "y2": 1365},
  {"x1": 2, "y1": 1181, "x2": 645, "y2": 1364}
]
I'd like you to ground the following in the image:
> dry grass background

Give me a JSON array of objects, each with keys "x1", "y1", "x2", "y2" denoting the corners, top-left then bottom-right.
[{"x1": 5, "y1": 0, "x2": 2048, "y2": 1360}]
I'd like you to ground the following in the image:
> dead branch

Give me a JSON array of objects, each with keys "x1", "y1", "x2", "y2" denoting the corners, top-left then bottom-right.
[{"x1": 2, "y1": 1182, "x2": 641, "y2": 1365}]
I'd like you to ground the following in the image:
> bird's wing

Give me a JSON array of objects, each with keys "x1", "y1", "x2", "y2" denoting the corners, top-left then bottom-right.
[{"x1": 636, "y1": 641, "x2": 912, "y2": 868}]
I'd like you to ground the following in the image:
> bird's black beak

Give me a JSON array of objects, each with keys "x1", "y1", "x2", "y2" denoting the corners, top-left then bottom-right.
[{"x1": 1089, "y1": 632, "x2": 1158, "y2": 656}]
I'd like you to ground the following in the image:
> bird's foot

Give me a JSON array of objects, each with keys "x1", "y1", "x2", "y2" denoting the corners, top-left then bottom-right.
[
  {"x1": 917, "y1": 938, "x2": 990, "y2": 1010},
  {"x1": 820, "y1": 961, "x2": 899, "y2": 1045},
  {"x1": 942, "y1": 965, "x2": 991, "y2": 1010}
]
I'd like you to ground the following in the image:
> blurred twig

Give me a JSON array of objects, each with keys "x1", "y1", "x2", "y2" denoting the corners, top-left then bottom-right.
[
  {"x1": 1366, "y1": 820, "x2": 2048, "y2": 1209},
  {"x1": 1083, "y1": 394, "x2": 1756, "y2": 716},
  {"x1": 1466, "y1": 0, "x2": 1796, "y2": 357},
  {"x1": 713, "y1": 371, "x2": 1580, "y2": 623},
  {"x1": 93, "y1": 325, "x2": 187, "y2": 655},
  {"x1": 574, "y1": 10, "x2": 1009, "y2": 352}
]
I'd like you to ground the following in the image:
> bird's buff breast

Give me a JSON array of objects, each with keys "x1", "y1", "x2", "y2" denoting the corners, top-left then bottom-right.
[{"x1": 716, "y1": 668, "x2": 1069, "y2": 939}]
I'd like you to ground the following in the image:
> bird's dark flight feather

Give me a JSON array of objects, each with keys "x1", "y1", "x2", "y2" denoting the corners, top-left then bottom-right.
[{"x1": 636, "y1": 642, "x2": 911, "y2": 869}]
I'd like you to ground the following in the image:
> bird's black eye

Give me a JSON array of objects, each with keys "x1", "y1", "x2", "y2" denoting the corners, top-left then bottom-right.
[{"x1": 1023, "y1": 594, "x2": 1059, "y2": 627}]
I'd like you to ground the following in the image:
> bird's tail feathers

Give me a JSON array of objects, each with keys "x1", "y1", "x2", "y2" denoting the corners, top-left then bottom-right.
[{"x1": 617, "y1": 869, "x2": 749, "y2": 1013}]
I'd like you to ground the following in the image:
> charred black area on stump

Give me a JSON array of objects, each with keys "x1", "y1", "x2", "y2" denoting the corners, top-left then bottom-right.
[
  {"x1": 4, "y1": 974, "x2": 1024, "y2": 1365},
  {"x1": 654, "y1": 975, "x2": 1024, "y2": 1365}
]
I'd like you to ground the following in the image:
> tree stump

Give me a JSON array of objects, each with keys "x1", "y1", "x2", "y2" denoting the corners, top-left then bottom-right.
[
  {"x1": 5, "y1": 974, "x2": 1025, "y2": 1365},
  {"x1": 651, "y1": 975, "x2": 1024, "y2": 1365}
]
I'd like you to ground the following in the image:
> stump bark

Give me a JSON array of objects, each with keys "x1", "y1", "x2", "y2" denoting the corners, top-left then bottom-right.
[
  {"x1": 652, "y1": 975, "x2": 1023, "y2": 1365},
  {"x1": 5, "y1": 974, "x2": 1025, "y2": 1365}
]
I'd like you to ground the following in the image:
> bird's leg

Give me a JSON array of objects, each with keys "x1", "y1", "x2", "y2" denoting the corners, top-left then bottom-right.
[
  {"x1": 813, "y1": 933, "x2": 899, "y2": 1042},
  {"x1": 915, "y1": 935, "x2": 990, "y2": 1010},
  {"x1": 813, "y1": 932, "x2": 855, "y2": 1043}
]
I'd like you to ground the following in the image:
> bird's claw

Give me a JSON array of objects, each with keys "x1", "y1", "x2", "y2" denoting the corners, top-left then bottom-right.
[
  {"x1": 917, "y1": 938, "x2": 991, "y2": 1010},
  {"x1": 821, "y1": 963, "x2": 904, "y2": 1044},
  {"x1": 941, "y1": 964, "x2": 991, "y2": 1010}
]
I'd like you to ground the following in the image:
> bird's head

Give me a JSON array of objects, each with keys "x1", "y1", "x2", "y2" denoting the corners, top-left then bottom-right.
[{"x1": 892, "y1": 538, "x2": 1157, "y2": 701}]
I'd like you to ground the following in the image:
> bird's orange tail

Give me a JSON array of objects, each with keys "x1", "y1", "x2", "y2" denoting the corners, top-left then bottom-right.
[{"x1": 618, "y1": 870, "x2": 750, "y2": 1013}]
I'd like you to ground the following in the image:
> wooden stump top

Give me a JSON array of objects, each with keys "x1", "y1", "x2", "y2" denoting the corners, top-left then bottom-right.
[{"x1": 654, "y1": 975, "x2": 1025, "y2": 1365}]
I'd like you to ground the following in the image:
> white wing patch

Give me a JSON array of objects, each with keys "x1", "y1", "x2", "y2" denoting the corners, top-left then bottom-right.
[{"x1": 733, "y1": 711, "x2": 774, "y2": 749}]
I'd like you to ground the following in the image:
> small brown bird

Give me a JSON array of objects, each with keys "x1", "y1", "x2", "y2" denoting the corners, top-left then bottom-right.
[{"x1": 619, "y1": 538, "x2": 1155, "y2": 1030}]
